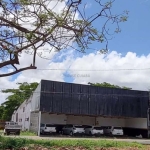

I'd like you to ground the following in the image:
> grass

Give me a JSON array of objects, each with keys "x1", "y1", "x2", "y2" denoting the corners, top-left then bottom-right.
[
  {"x1": 20, "y1": 131, "x2": 37, "y2": 136},
  {"x1": 0, "y1": 130, "x2": 36, "y2": 136},
  {"x1": 0, "y1": 135, "x2": 145, "y2": 150}
]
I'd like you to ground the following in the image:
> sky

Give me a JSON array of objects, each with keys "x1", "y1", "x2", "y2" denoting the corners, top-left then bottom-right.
[{"x1": 0, "y1": 0, "x2": 150, "y2": 104}]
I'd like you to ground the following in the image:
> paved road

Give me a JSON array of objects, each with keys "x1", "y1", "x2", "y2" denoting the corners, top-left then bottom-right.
[{"x1": 3, "y1": 135, "x2": 150, "y2": 145}]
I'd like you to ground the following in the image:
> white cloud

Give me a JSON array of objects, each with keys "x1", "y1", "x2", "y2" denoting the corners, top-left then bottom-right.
[
  {"x1": 1, "y1": 50, "x2": 150, "y2": 104},
  {"x1": 68, "y1": 51, "x2": 150, "y2": 91}
]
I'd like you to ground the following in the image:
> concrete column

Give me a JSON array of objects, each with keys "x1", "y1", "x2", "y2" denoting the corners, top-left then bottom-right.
[{"x1": 38, "y1": 111, "x2": 41, "y2": 136}]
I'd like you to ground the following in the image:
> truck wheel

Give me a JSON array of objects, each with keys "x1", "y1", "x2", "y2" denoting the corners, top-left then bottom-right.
[
  {"x1": 61, "y1": 131, "x2": 64, "y2": 135},
  {"x1": 70, "y1": 131, "x2": 73, "y2": 136},
  {"x1": 42, "y1": 130, "x2": 45, "y2": 135},
  {"x1": 89, "y1": 131, "x2": 92, "y2": 136}
]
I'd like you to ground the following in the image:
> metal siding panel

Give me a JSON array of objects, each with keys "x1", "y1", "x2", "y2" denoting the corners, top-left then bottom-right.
[
  {"x1": 111, "y1": 95, "x2": 119, "y2": 116},
  {"x1": 72, "y1": 84, "x2": 81, "y2": 93},
  {"x1": 80, "y1": 94, "x2": 88, "y2": 115},
  {"x1": 40, "y1": 93, "x2": 53, "y2": 112},
  {"x1": 62, "y1": 93, "x2": 71, "y2": 114},
  {"x1": 53, "y1": 82, "x2": 63, "y2": 92},
  {"x1": 89, "y1": 95, "x2": 97, "y2": 115},
  {"x1": 96, "y1": 95, "x2": 102, "y2": 115},
  {"x1": 89, "y1": 86, "x2": 97, "y2": 94},
  {"x1": 53, "y1": 93, "x2": 62, "y2": 113},
  {"x1": 63, "y1": 82, "x2": 72, "y2": 93},
  {"x1": 70, "y1": 94, "x2": 80, "y2": 114},
  {"x1": 97, "y1": 87, "x2": 107, "y2": 94},
  {"x1": 80, "y1": 85, "x2": 89, "y2": 94},
  {"x1": 41, "y1": 80, "x2": 54, "y2": 92}
]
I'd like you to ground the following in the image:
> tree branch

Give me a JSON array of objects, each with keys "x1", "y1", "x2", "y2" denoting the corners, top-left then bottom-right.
[
  {"x1": 0, "y1": 17, "x2": 31, "y2": 33},
  {"x1": 0, "y1": 65, "x2": 37, "y2": 77}
]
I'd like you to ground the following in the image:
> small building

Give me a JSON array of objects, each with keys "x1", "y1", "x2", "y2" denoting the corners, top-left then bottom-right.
[
  {"x1": 11, "y1": 79, "x2": 150, "y2": 138},
  {"x1": 11, "y1": 97, "x2": 31, "y2": 131}
]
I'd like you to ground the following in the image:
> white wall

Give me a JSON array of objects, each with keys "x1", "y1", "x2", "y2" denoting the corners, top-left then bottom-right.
[
  {"x1": 24, "y1": 99, "x2": 31, "y2": 131},
  {"x1": 30, "y1": 111, "x2": 40, "y2": 134},
  {"x1": 11, "y1": 99, "x2": 31, "y2": 131},
  {"x1": 125, "y1": 118, "x2": 147, "y2": 129},
  {"x1": 41, "y1": 113, "x2": 67, "y2": 124},
  {"x1": 11, "y1": 111, "x2": 16, "y2": 122},
  {"x1": 10, "y1": 81, "x2": 41, "y2": 131},
  {"x1": 31, "y1": 83, "x2": 41, "y2": 112},
  {"x1": 96, "y1": 117, "x2": 125, "y2": 127},
  {"x1": 66, "y1": 115, "x2": 95, "y2": 125}
]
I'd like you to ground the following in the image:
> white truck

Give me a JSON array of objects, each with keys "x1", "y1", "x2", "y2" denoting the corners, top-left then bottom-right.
[{"x1": 4, "y1": 121, "x2": 22, "y2": 135}]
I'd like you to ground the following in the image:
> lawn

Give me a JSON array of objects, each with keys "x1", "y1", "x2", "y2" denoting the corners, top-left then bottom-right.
[
  {"x1": 20, "y1": 131, "x2": 37, "y2": 136},
  {"x1": 0, "y1": 130, "x2": 36, "y2": 136},
  {"x1": 0, "y1": 136, "x2": 147, "y2": 150}
]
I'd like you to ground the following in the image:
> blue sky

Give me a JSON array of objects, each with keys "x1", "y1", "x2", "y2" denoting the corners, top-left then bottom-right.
[
  {"x1": 2, "y1": 0, "x2": 150, "y2": 85},
  {"x1": 61, "y1": 0, "x2": 150, "y2": 83},
  {"x1": 76, "y1": 0, "x2": 150, "y2": 56},
  {"x1": 1, "y1": 0, "x2": 150, "y2": 103}
]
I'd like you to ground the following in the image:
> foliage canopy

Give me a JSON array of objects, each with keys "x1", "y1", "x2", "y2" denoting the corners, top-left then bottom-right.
[
  {"x1": 88, "y1": 82, "x2": 132, "y2": 90},
  {"x1": 0, "y1": 0, "x2": 128, "y2": 77},
  {"x1": 0, "y1": 82, "x2": 38, "y2": 120}
]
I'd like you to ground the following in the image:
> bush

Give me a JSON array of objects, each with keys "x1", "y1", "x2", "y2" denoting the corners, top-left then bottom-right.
[
  {"x1": 0, "y1": 136, "x2": 144, "y2": 149},
  {"x1": 0, "y1": 136, "x2": 30, "y2": 149}
]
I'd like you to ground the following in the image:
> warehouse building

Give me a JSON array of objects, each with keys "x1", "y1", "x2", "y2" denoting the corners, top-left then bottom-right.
[{"x1": 11, "y1": 79, "x2": 150, "y2": 138}]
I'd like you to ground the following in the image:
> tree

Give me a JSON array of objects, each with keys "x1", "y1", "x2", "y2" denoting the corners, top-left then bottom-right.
[
  {"x1": 0, "y1": 0, "x2": 128, "y2": 77},
  {"x1": 0, "y1": 82, "x2": 38, "y2": 120},
  {"x1": 88, "y1": 82, "x2": 132, "y2": 90}
]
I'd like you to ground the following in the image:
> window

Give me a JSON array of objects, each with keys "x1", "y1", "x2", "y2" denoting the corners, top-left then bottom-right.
[
  {"x1": 46, "y1": 124, "x2": 56, "y2": 127},
  {"x1": 83, "y1": 125, "x2": 92, "y2": 129},
  {"x1": 40, "y1": 124, "x2": 45, "y2": 127},
  {"x1": 16, "y1": 113, "x2": 18, "y2": 122},
  {"x1": 25, "y1": 118, "x2": 29, "y2": 121},
  {"x1": 23, "y1": 107, "x2": 25, "y2": 112},
  {"x1": 10, "y1": 122, "x2": 15, "y2": 125},
  {"x1": 114, "y1": 127, "x2": 122, "y2": 129},
  {"x1": 66, "y1": 125, "x2": 73, "y2": 128},
  {"x1": 94, "y1": 127, "x2": 103, "y2": 130},
  {"x1": 19, "y1": 119, "x2": 22, "y2": 122},
  {"x1": 74, "y1": 125, "x2": 84, "y2": 128}
]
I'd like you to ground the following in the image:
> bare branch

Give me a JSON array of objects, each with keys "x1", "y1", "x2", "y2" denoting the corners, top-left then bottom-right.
[
  {"x1": 0, "y1": 0, "x2": 128, "y2": 77},
  {"x1": 0, "y1": 66, "x2": 37, "y2": 77}
]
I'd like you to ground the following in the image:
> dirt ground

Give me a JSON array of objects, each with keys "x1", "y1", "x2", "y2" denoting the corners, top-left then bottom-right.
[{"x1": 16, "y1": 146, "x2": 150, "y2": 150}]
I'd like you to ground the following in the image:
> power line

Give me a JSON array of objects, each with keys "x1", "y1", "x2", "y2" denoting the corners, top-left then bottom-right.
[{"x1": 35, "y1": 68, "x2": 150, "y2": 71}]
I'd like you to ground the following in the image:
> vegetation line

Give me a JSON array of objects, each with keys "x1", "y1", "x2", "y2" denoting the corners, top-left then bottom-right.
[{"x1": 0, "y1": 136, "x2": 145, "y2": 149}]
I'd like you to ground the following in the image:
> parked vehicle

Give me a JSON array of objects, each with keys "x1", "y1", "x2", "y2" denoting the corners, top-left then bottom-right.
[
  {"x1": 84, "y1": 126, "x2": 104, "y2": 136},
  {"x1": 4, "y1": 121, "x2": 22, "y2": 135},
  {"x1": 62, "y1": 124, "x2": 85, "y2": 136},
  {"x1": 55, "y1": 124, "x2": 65, "y2": 134},
  {"x1": 40, "y1": 123, "x2": 57, "y2": 135},
  {"x1": 104, "y1": 126, "x2": 123, "y2": 136}
]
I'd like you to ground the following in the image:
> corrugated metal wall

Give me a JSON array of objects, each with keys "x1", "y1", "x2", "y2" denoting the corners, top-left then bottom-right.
[{"x1": 40, "y1": 80, "x2": 149, "y2": 118}]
